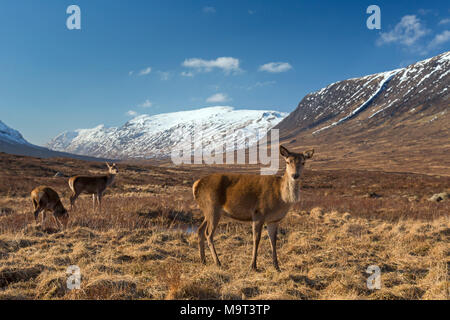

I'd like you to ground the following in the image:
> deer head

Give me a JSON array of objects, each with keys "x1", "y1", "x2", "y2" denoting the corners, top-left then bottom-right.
[
  {"x1": 106, "y1": 162, "x2": 119, "y2": 174},
  {"x1": 279, "y1": 145, "x2": 314, "y2": 180}
]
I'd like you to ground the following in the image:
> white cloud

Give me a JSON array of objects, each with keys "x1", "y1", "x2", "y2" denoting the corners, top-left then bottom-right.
[
  {"x1": 128, "y1": 71, "x2": 134, "y2": 76},
  {"x1": 429, "y1": 30, "x2": 450, "y2": 47},
  {"x1": 138, "y1": 99, "x2": 153, "y2": 108},
  {"x1": 182, "y1": 57, "x2": 241, "y2": 74},
  {"x1": 439, "y1": 18, "x2": 450, "y2": 25},
  {"x1": 258, "y1": 62, "x2": 292, "y2": 73},
  {"x1": 126, "y1": 110, "x2": 138, "y2": 116},
  {"x1": 138, "y1": 67, "x2": 152, "y2": 76},
  {"x1": 248, "y1": 10, "x2": 255, "y2": 15},
  {"x1": 181, "y1": 71, "x2": 194, "y2": 77},
  {"x1": 206, "y1": 93, "x2": 230, "y2": 103},
  {"x1": 377, "y1": 15, "x2": 429, "y2": 46},
  {"x1": 247, "y1": 81, "x2": 276, "y2": 90},
  {"x1": 203, "y1": 6, "x2": 216, "y2": 14}
]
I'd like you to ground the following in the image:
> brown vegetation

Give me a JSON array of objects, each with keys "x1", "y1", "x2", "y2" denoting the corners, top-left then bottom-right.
[{"x1": 0, "y1": 152, "x2": 448, "y2": 299}]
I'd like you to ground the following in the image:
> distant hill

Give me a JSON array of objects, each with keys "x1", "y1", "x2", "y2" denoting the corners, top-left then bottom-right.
[{"x1": 0, "y1": 120, "x2": 110, "y2": 162}]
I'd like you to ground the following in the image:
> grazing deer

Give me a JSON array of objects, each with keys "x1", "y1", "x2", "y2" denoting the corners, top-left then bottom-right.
[
  {"x1": 193, "y1": 145, "x2": 314, "y2": 271},
  {"x1": 69, "y1": 163, "x2": 119, "y2": 211},
  {"x1": 31, "y1": 186, "x2": 69, "y2": 229}
]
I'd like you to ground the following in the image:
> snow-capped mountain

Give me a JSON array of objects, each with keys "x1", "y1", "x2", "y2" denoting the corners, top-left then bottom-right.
[
  {"x1": 275, "y1": 51, "x2": 449, "y2": 175},
  {"x1": 47, "y1": 106, "x2": 287, "y2": 159},
  {"x1": 0, "y1": 120, "x2": 110, "y2": 161},
  {"x1": 0, "y1": 120, "x2": 30, "y2": 146}
]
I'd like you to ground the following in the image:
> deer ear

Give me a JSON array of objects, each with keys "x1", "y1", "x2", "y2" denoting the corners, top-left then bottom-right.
[
  {"x1": 303, "y1": 149, "x2": 314, "y2": 159},
  {"x1": 279, "y1": 145, "x2": 290, "y2": 158},
  {"x1": 105, "y1": 162, "x2": 111, "y2": 168}
]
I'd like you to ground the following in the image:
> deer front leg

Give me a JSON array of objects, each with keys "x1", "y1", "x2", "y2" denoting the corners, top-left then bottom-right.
[
  {"x1": 250, "y1": 220, "x2": 264, "y2": 271},
  {"x1": 41, "y1": 210, "x2": 47, "y2": 225},
  {"x1": 267, "y1": 222, "x2": 280, "y2": 272},
  {"x1": 33, "y1": 208, "x2": 41, "y2": 225}
]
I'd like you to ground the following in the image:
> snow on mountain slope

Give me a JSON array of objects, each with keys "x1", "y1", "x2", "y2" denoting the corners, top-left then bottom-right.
[
  {"x1": 47, "y1": 106, "x2": 287, "y2": 159},
  {"x1": 274, "y1": 51, "x2": 449, "y2": 175},
  {"x1": 0, "y1": 120, "x2": 30, "y2": 145},
  {"x1": 276, "y1": 51, "x2": 450, "y2": 140}
]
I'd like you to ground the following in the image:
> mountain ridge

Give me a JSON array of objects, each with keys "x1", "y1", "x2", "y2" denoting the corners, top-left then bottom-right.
[
  {"x1": 275, "y1": 51, "x2": 449, "y2": 175},
  {"x1": 47, "y1": 106, "x2": 287, "y2": 159}
]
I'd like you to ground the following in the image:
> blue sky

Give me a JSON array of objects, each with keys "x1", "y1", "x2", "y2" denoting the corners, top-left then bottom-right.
[{"x1": 0, "y1": 0, "x2": 449, "y2": 145}]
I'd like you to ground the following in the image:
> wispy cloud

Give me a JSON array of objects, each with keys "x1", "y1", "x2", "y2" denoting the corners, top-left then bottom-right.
[
  {"x1": 128, "y1": 71, "x2": 134, "y2": 76},
  {"x1": 138, "y1": 99, "x2": 153, "y2": 108},
  {"x1": 206, "y1": 93, "x2": 230, "y2": 103},
  {"x1": 182, "y1": 57, "x2": 241, "y2": 74},
  {"x1": 126, "y1": 110, "x2": 138, "y2": 117},
  {"x1": 181, "y1": 71, "x2": 194, "y2": 77},
  {"x1": 439, "y1": 18, "x2": 450, "y2": 25},
  {"x1": 138, "y1": 67, "x2": 152, "y2": 76},
  {"x1": 248, "y1": 10, "x2": 255, "y2": 15},
  {"x1": 247, "y1": 81, "x2": 276, "y2": 90},
  {"x1": 429, "y1": 30, "x2": 450, "y2": 48},
  {"x1": 258, "y1": 62, "x2": 292, "y2": 73},
  {"x1": 377, "y1": 15, "x2": 429, "y2": 47},
  {"x1": 418, "y1": 9, "x2": 433, "y2": 16},
  {"x1": 203, "y1": 6, "x2": 216, "y2": 14}
]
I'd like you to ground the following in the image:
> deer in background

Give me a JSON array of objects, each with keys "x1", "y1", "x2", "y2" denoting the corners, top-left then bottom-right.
[
  {"x1": 193, "y1": 145, "x2": 314, "y2": 271},
  {"x1": 69, "y1": 162, "x2": 119, "y2": 211},
  {"x1": 31, "y1": 186, "x2": 69, "y2": 229}
]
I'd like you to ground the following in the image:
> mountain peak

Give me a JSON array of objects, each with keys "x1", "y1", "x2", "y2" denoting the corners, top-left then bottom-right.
[{"x1": 47, "y1": 106, "x2": 288, "y2": 159}]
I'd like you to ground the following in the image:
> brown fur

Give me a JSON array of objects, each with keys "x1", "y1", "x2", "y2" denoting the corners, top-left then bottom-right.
[
  {"x1": 30, "y1": 186, "x2": 68, "y2": 229},
  {"x1": 69, "y1": 163, "x2": 118, "y2": 211},
  {"x1": 193, "y1": 145, "x2": 314, "y2": 271}
]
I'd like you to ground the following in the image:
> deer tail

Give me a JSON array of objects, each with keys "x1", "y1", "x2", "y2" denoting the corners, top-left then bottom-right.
[{"x1": 192, "y1": 179, "x2": 201, "y2": 201}]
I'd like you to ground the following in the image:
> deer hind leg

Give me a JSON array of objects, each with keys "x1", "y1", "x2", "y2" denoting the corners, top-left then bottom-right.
[
  {"x1": 92, "y1": 194, "x2": 96, "y2": 211},
  {"x1": 250, "y1": 220, "x2": 264, "y2": 271},
  {"x1": 97, "y1": 192, "x2": 103, "y2": 212},
  {"x1": 52, "y1": 214, "x2": 62, "y2": 229},
  {"x1": 197, "y1": 219, "x2": 207, "y2": 264},
  {"x1": 205, "y1": 209, "x2": 222, "y2": 267},
  {"x1": 267, "y1": 222, "x2": 280, "y2": 272},
  {"x1": 70, "y1": 192, "x2": 79, "y2": 210}
]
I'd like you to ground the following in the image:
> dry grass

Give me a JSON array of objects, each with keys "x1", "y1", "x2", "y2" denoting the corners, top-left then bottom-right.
[{"x1": 0, "y1": 152, "x2": 448, "y2": 300}]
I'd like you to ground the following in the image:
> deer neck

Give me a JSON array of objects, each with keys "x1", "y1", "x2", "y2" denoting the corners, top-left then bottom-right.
[
  {"x1": 281, "y1": 171, "x2": 301, "y2": 204},
  {"x1": 106, "y1": 173, "x2": 116, "y2": 187}
]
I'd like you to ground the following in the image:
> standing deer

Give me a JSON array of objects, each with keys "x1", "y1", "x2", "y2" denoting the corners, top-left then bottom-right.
[
  {"x1": 193, "y1": 145, "x2": 314, "y2": 271},
  {"x1": 69, "y1": 162, "x2": 119, "y2": 211},
  {"x1": 31, "y1": 186, "x2": 69, "y2": 229}
]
